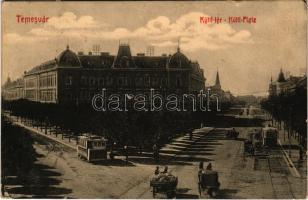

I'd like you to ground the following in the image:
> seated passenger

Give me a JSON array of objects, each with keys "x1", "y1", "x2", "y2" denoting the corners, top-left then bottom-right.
[
  {"x1": 162, "y1": 166, "x2": 168, "y2": 174},
  {"x1": 204, "y1": 163, "x2": 220, "y2": 187},
  {"x1": 206, "y1": 163, "x2": 212, "y2": 171}
]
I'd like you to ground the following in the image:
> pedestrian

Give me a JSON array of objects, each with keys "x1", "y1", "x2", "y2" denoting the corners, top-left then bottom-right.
[
  {"x1": 299, "y1": 145, "x2": 303, "y2": 161},
  {"x1": 162, "y1": 166, "x2": 168, "y2": 174},
  {"x1": 1, "y1": 176, "x2": 5, "y2": 197},
  {"x1": 153, "y1": 143, "x2": 159, "y2": 163},
  {"x1": 124, "y1": 145, "x2": 128, "y2": 165},
  {"x1": 110, "y1": 147, "x2": 114, "y2": 160},
  {"x1": 198, "y1": 162, "x2": 205, "y2": 185},
  {"x1": 189, "y1": 130, "x2": 193, "y2": 141}
]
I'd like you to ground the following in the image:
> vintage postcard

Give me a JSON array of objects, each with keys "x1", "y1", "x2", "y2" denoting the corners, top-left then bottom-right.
[{"x1": 1, "y1": 1, "x2": 307, "y2": 199}]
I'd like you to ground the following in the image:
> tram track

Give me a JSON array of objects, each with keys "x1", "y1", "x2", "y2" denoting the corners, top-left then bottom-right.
[
  {"x1": 267, "y1": 149, "x2": 295, "y2": 199},
  {"x1": 118, "y1": 129, "x2": 216, "y2": 198},
  {"x1": 255, "y1": 148, "x2": 295, "y2": 199}
]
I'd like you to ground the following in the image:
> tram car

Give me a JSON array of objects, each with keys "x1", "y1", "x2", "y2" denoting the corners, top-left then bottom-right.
[
  {"x1": 262, "y1": 127, "x2": 278, "y2": 147},
  {"x1": 77, "y1": 134, "x2": 108, "y2": 162}
]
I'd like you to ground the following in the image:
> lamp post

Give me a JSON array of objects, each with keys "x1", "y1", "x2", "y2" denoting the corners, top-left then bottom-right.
[{"x1": 288, "y1": 106, "x2": 292, "y2": 158}]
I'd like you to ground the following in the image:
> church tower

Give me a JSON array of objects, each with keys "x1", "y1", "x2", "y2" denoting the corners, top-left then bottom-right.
[
  {"x1": 277, "y1": 68, "x2": 286, "y2": 82},
  {"x1": 215, "y1": 70, "x2": 221, "y2": 89}
]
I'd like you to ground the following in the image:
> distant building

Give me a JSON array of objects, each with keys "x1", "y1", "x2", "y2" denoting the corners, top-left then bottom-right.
[
  {"x1": 2, "y1": 77, "x2": 24, "y2": 101},
  {"x1": 269, "y1": 68, "x2": 307, "y2": 96},
  {"x1": 235, "y1": 95, "x2": 260, "y2": 105},
  {"x1": 207, "y1": 70, "x2": 234, "y2": 102},
  {"x1": 2, "y1": 44, "x2": 206, "y2": 104},
  {"x1": 208, "y1": 70, "x2": 222, "y2": 95}
]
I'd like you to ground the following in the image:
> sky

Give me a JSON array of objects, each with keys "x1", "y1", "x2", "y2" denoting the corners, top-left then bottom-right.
[{"x1": 2, "y1": 1, "x2": 307, "y2": 96}]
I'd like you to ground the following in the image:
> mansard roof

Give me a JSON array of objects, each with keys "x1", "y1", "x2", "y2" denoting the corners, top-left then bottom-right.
[
  {"x1": 133, "y1": 56, "x2": 169, "y2": 69},
  {"x1": 113, "y1": 44, "x2": 135, "y2": 68},
  {"x1": 25, "y1": 44, "x2": 204, "y2": 75},
  {"x1": 56, "y1": 45, "x2": 81, "y2": 67},
  {"x1": 78, "y1": 55, "x2": 115, "y2": 68},
  {"x1": 168, "y1": 49, "x2": 190, "y2": 68},
  {"x1": 27, "y1": 59, "x2": 57, "y2": 74}
]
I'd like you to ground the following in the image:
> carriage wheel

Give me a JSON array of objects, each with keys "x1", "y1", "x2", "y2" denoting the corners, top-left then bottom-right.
[
  {"x1": 208, "y1": 188, "x2": 217, "y2": 197},
  {"x1": 198, "y1": 184, "x2": 202, "y2": 198},
  {"x1": 166, "y1": 190, "x2": 176, "y2": 199}
]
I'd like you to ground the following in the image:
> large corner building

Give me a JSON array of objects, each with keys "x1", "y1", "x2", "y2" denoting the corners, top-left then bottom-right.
[{"x1": 2, "y1": 44, "x2": 206, "y2": 104}]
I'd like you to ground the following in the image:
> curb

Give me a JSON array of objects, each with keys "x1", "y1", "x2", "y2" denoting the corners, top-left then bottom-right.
[
  {"x1": 5, "y1": 115, "x2": 76, "y2": 150},
  {"x1": 278, "y1": 139, "x2": 301, "y2": 178}
]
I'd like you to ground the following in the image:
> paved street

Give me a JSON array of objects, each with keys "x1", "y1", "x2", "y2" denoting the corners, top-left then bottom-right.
[{"x1": 4, "y1": 115, "x2": 306, "y2": 199}]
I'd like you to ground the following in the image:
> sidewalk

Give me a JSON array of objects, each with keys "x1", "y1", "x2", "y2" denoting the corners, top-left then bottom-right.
[
  {"x1": 276, "y1": 127, "x2": 307, "y2": 178},
  {"x1": 5, "y1": 114, "x2": 77, "y2": 150},
  {"x1": 4, "y1": 113, "x2": 214, "y2": 166}
]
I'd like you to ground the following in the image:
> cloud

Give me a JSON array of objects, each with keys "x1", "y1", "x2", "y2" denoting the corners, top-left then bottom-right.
[
  {"x1": 4, "y1": 33, "x2": 48, "y2": 44},
  {"x1": 29, "y1": 28, "x2": 59, "y2": 37},
  {"x1": 47, "y1": 12, "x2": 100, "y2": 29},
  {"x1": 6, "y1": 11, "x2": 253, "y2": 52},
  {"x1": 151, "y1": 41, "x2": 177, "y2": 47}
]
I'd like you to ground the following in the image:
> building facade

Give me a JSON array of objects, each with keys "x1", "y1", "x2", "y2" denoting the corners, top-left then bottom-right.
[
  {"x1": 2, "y1": 44, "x2": 206, "y2": 104},
  {"x1": 207, "y1": 70, "x2": 234, "y2": 102},
  {"x1": 269, "y1": 69, "x2": 307, "y2": 97}
]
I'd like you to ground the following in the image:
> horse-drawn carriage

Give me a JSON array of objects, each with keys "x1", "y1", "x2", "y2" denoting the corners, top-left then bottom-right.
[
  {"x1": 198, "y1": 170, "x2": 220, "y2": 198},
  {"x1": 150, "y1": 174, "x2": 178, "y2": 198},
  {"x1": 244, "y1": 129, "x2": 262, "y2": 155},
  {"x1": 244, "y1": 133, "x2": 254, "y2": 155},
  {"x1": 244, "y1": 127, "x2": 278, "y2": 156}
]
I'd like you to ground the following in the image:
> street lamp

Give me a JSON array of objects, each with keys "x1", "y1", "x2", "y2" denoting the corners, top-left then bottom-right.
[{"x1": 288, "y1": 106, "x2": 292, "y2": 158}]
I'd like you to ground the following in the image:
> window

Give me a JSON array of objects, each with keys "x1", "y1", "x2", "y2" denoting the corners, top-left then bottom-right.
[
  {"x1": 135, "y1": 77, "x2": 143, "y2": 86},
  {"x1": 144, "y1": 75, "x2": 150, "y2": 86},
  {"x1": 107, "y1": 77, "x2": 113, "y2": 86},
  {"x1": 81, "y1": 76, "x2": 87, "y2": 86},
  {"x1": 120, "y1": 56, "x2": 129, "y2": 68},
  {"x1": 176, "y1": 76, "x2": 181, "y2": 87},
  {"x1": 161, "y1": 78, "x2": 166, "y2": 86},
  {"x1": 98, "y1": 78, "x2": 104, "y2": 86},
  {"x1": 89, "y1": 77, "x2": 96, "y2": 86},
  {"x1": 118, "y1": 77, "x2": 124, "y2": 86},
  {"x1": 65, "y1": 76, "x2": 73, "y2": 86},
  {"x1": 152, "y1": 77, "x2": 159, "y2": 86}
]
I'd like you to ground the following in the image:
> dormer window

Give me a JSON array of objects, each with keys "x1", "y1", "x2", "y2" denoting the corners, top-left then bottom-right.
[{"x1": 120, "y1": 56, "x2": 129, "y2": 68}]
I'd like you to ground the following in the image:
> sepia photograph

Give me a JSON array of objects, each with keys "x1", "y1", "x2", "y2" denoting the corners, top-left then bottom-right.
[{"x1": 1, "y1": 1, "x2": 307, "y2": 199}]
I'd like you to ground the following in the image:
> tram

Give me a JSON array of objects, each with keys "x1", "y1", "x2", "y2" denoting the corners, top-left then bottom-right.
[
  {"x1": 262, "y1": 127, "x2": 279, "y2": 147},
  {"x1": 77, "y1": 134, "x2": 108, "y2": 162}
]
